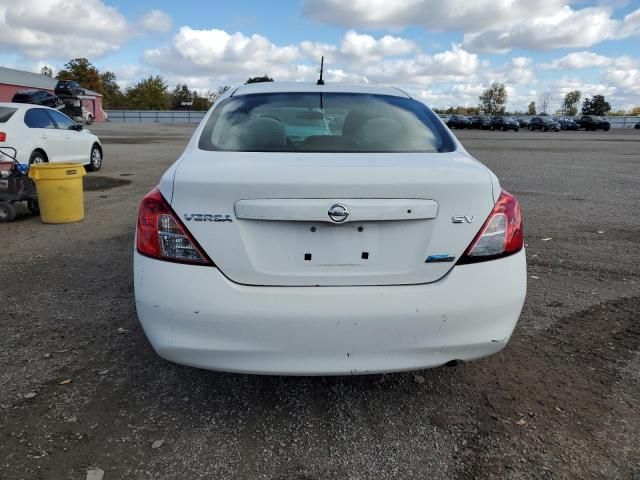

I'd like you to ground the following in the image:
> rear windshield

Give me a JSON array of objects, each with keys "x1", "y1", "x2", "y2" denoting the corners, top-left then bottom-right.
[
  {"x1": 0, "y1": 107, "x2": 17, "y2": 123},
  {"x1": 199, "y1": 93, "x2": 455, "y2": 152}
]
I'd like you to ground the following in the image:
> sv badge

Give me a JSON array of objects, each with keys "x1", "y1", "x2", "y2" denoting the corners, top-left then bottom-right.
[
  {"x1": 452, "y1": 215, "x2": 476, "y2": 224},
  {"x1": 184, "y1": 214, "x2": 233, "y2": 222}
]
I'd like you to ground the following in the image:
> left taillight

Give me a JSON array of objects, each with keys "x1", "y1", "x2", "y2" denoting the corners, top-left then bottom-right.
[
  {"x1": 0, "y1": 132, "x2": 6, "y2": 142},
  {"x1": 457, "y1": 190, "x2": 523, "y2": 264},
  {"x1": 136, "y1": 187, "x2": 214, "y2": 266}
]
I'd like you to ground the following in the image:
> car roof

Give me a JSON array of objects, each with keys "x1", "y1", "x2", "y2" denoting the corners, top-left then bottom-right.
[
  {"x1": 231, "y1": 81, "x2": 412, "y2": 98},
  {"x1": 0, "y1": 102, "x2": 56, "y2": 111}
]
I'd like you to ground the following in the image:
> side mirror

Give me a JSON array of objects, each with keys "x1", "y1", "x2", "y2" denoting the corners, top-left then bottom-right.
[{"x1": 70, "y1": 124, "x2": 83, "y2": 131}]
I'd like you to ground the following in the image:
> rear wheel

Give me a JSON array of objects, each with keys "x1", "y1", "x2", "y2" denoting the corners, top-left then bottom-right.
[
  {"x1": 0, "y1": 201, "x2": 16, "y2": 222},
  {"x1": 29, "y1": 151, "x2": 47, "y2": 165},
  {"x1": 86, "y1": 144, "x2": 102, "y2": 172},
  {"x1": 604, "y1": 126, "x2": 610, "y2": 131}
]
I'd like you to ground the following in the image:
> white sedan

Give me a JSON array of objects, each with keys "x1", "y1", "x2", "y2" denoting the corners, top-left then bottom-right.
[
  {"x1": 134, "y1": 82, "x2": 526, "y2": 375},
  {"x1": 0, "y1": 103, "x2": 103, "y2": 171}
]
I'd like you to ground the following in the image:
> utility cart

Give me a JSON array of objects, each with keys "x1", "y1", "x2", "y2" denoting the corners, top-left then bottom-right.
[{"x1": 0, "y1": 147, "x2": 39, "y2": 222}]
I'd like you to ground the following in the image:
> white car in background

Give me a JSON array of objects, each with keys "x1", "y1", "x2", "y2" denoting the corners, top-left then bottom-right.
[
  {"x1": 0, "y1": 103, "x2": 103, "y2": 171},
  {"x1": 134, "y1": 82, "x2": 526, "y2": 375}
]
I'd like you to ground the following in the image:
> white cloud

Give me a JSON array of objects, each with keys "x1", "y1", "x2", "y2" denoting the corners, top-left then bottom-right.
[
  {"x1": 143, "y1": 26, "x2": 300, "y2": 80},
  {"x1": 339, "y1": 30, "x2": 416, "y2": 61},
  {"x1": 302, "y1": 0, "x2": 563, "y2": 32},
  {"x1": 462, "y1": 6, "x2": 619, "y2": 53},
  {"x1": 142, "y1": 28, "x2": 476, "y2": 85},
  {"x1": 493, "y1": 56, "x2": 535, "y2": 85},
  {"x1": 141, "y1": 9, "x2": 172, "y2": 33},
  {"x1": 603, "y1": 59, "x2": 640, "y2": 95},
  {"x1": 542, "y1": 51, "x2": 612, "y2": 70},
  {"x1": 299, "y1": 41, "x2": 338, "y2": 63},
  {"x1": 0, "y1": 0, "x2": 128, "y2": 59},
  {"x1": 303, "y1": 0, "x2": 640, "y2": 54}
]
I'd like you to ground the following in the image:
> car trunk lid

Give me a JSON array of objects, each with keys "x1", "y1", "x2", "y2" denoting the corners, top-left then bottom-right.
[{"x1": 169, "y1": 150, "x2": 495, "y2": 286}]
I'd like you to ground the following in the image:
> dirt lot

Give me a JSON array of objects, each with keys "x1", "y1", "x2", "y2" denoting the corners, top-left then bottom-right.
[{"x1": 1, "y1": 124, "x2": 639, "y2": 479}]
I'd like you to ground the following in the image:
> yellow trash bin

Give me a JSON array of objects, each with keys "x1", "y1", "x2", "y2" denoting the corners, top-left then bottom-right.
[{"x1": 29, "y1": 163, "x2": 86, "y2": 224}]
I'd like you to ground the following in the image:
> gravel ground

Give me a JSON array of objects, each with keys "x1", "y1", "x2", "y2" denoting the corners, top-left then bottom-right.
[{"x1": 1, "y1": 124, "x2": 639, "y2": 479}]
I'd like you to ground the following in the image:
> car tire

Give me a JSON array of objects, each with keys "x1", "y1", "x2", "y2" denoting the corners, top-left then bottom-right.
[
  {"x1": 604, "y1": 126, "x2": 610, "y2": 131},
  {"x1": 515, "y1": 128, "x2": 519, "y2": 132},
  {"x1": 0, "y1": 201, "x2": 16, "y2": 222},
  {"x1": 29, "y1": 151, "x2": 47, "y2": 165},
  {"x1": 86, "y1": 144, "x2": 102, "y2": 172}
]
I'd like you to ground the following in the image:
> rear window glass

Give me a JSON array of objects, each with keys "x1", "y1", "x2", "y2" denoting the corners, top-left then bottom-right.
[
  {"x1": 199, "y1": 93, "x2": 455, "y2": 153},
  {"x1": 0, "y1": 107, "x2": 17, "y2": 123}
]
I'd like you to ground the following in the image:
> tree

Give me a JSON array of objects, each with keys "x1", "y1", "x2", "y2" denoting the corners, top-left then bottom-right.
[
  {"x1": 207, "y1": 86, "x2": 231, "y2": 104},
  {"x1": 561, "y1": 90, "x2": 581, "y2": 116},
  {"x1": 582, "y1": 95, "x2": 611, "y2": 116},
  {"x1": 56, "y1": 58, "x2": 102, "y2": 92},
  {"x1": 192, "y1": 93, "x2": 211, "y2": 111},
  {"x1": 478, "y1": 82, "x2": 507, "y2": 115},
  {"x1": 629, "y1": 106, "x2": 640, "y2": 116},
  {"x1": 40, "y1": 66, "x2": 53, "y2": 77},
  {"x1": 170, "y1": 83, "x2": 193, "y2": 109},
  {"x1": 100, "y1": 71, "x2": 125, "y2": 109},
  {"x1": 528, "y1": 101, "x2": 536, "y2": 115},
  {"x1": 539, "y1": 92, "x2": 552, "y2": 115},
  {"x1": 246, "y1": 75, "x2": 274, "y2": 84},
  {"x1": 125, "y1": 75, "x2": 170, "y2": 110}
]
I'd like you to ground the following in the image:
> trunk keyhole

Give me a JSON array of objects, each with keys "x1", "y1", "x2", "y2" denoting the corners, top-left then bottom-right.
[
  {"x1": 310, "y1": 226, "x2": 316, "y2": 232},
  {"x1": 304, "y1": 253, "x2": 312, "y2": 261},
  {"x1": 361, "y1": 252, "x2": 369, "y2": 260},
  {"x1": 357, "y1": 226, "x2": 363, "y2": 232}
]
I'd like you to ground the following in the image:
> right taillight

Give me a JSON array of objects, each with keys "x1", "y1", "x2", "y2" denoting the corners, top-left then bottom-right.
[
  {"x1": 457, "y1": 190, "x2": 523, "y2": 264},
  {"x1": 0, "y1": 132, "x2": 6, "y2": 142},
  {"x1": 136, "y1": 187, "x2": 214, "y2": 266}
]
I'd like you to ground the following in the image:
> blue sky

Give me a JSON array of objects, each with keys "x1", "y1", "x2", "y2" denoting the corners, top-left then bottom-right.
[{"x1": 0, "y1": 0, "x2": 639, "y2": 111}]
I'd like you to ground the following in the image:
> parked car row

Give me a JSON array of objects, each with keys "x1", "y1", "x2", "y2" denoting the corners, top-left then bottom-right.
[{"x1": 445, "y1": 114, "x2": 613, "y2": 132}]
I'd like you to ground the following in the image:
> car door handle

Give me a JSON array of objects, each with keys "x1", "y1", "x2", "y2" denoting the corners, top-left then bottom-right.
[{"x1": 41, "y1": 134, "x2": 48, "y2": 140}]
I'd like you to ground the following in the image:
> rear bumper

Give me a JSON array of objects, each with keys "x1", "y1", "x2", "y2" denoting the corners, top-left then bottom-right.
[{"x1": 134, "y1": 250, "x2": 527, "y2": 375}]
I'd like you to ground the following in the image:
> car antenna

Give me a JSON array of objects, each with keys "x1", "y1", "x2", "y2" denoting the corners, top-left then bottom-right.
[{"x1": 316, "y1": 56, "x2": 325, "y2": 85}]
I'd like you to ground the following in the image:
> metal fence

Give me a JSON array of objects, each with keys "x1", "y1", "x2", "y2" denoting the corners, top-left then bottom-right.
[
  {"x1": 105, "y1": 110, "x2": 207, "y2": 123},
  {"x1": 599, "y1": 116, "x2": 639, "y2": 129}
]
